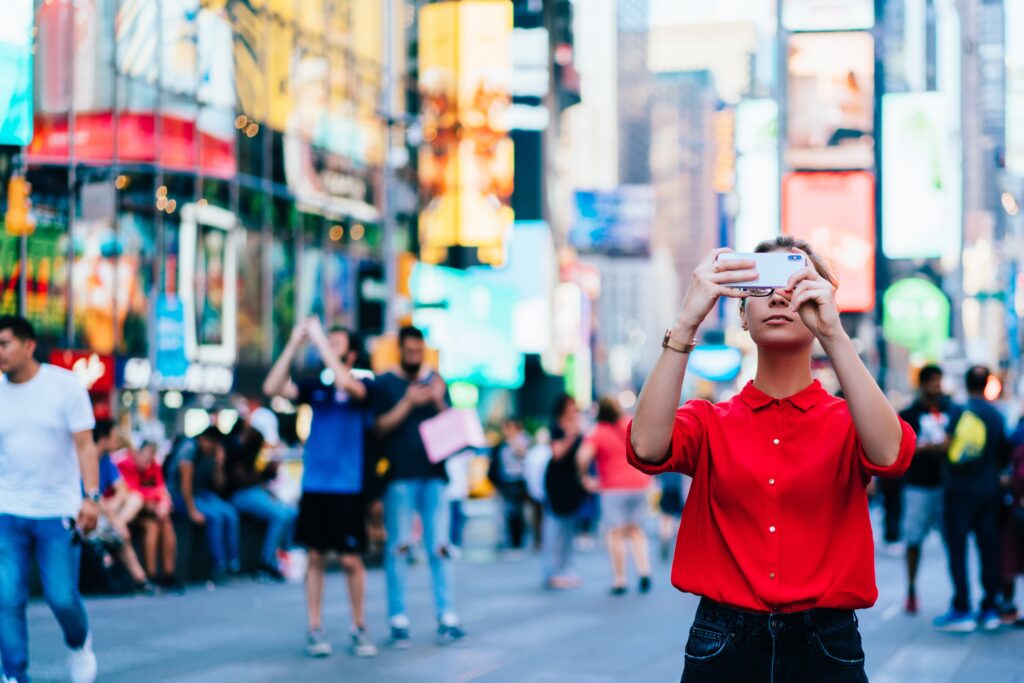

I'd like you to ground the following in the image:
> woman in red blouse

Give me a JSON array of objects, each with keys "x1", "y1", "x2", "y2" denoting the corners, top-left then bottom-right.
[{"x1": 629, "y1": 236, "x2": 915, "y2": 682}]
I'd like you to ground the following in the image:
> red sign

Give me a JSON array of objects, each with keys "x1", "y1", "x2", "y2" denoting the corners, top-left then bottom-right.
[
  {"x1": 782, "y1": 171, "x2": 876, "y2": 313},
  {"x1": 28, "y1": 112, "x2": 236, "y2": 178},
  {"x1": 48, "y1": 350, "x2": 115, "y2": 394}
]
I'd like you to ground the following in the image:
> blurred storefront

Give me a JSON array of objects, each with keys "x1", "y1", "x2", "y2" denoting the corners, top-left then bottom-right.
[{"x1": 0, "y1": 0, "x2": 402, "y2": 432}]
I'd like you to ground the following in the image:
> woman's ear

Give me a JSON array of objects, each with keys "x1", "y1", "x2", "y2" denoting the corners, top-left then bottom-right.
[{"x1": 739, "y1": 300, "x2": 749, "y2": 332}]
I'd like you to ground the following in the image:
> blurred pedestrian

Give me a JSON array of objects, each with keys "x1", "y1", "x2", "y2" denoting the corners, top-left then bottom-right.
[
  {"x1": 224, "y1": 407, "x2": 297, "y2": 583},
  {"x1": 168, "y1": 426, "x2": 239, "y2": 581},
  {"x1": 542, "y1": 394, "x2": 588, "y2": 589},
  {"x1": 934, "y1": 366, "x2": 1009, "y2": 632},
  {"x1": 373, "y1": 325, "x2": 465, "y2": 647},
  {"x1": 656, "y1": 473, "x2": 687, "y2": 563},
  {"x1": 90, "y1": 420, "x2": 153, "y2": 594},
  {"x1": 898, "y1": 365, "x2": 962, "y2": 615},
  {"x1": 263, "y1": 318, "x2": 379, "y2": 658},
  {"x1": 629, "y1": 239, "x2": 915, "y2": 681},
  {"x1": 1002, "y1": 441, "x2": 1024, "y2": 626},
  {"x1": 118, "y1": 442, "x2": 182, "y2": 594},
  {"x1": 0, "y1": 315, "x2": 100, "y2": 683},
  {"x1": 445, "y1": 448, "x2": 474, "y2": 549},
  {"x1": 490, "y1": 418, "x2": 531, "y2": 552},
  {"x1": 577, "y1": 397, "x2": 653, "y2": 595}
]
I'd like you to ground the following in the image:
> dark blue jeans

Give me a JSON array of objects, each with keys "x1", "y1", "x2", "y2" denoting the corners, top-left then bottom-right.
[
  {"x1": 0, "y1": 515, "x2": 90, "y2": 683},
  {"x1": 943, "y1": 489, "x2": 1002, "y2": 612},
  {"x1": 680, "y1": 598, "x2": 868, "y2": 683}
]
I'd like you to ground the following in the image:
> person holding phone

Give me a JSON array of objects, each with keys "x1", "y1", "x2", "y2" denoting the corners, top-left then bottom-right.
[{"x1": 629, "y1": 237, "x2": 916, "y2": 681}]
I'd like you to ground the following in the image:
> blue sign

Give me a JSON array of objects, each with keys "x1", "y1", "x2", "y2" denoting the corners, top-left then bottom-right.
[
  {"x1": 155, "y1": 295, "x2": 189, "y2": 380},
  {"x1": 688, "y1": 345, "x2": 743, "y2": 382},
  {"x1": 569, "y1": 186, "x2": 654, "y2": 254},
  {"x1": 0, "y1": 1, "x2": 33, "y2": 146}
]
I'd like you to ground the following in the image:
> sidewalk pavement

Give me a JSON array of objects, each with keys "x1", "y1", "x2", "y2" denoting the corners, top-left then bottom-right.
[{"x1": 18, "y1": 531, "x2": 1024, "y2": 682}]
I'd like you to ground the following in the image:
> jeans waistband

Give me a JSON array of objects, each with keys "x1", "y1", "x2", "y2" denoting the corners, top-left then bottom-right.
[{"x1": 695, "y1": 597, "x2": 857, "y2": 639}]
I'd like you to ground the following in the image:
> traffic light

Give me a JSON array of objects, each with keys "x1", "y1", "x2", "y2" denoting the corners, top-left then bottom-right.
[{"x1": 5, "y1": 176, "x2": 35, "y2": 237}]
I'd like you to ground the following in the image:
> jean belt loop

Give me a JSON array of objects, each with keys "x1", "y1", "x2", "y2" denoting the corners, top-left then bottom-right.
[
  {"x1": 802, "y1": 611, "x2": 814, "y2": 631},
  {"x1": 852, "y1": 611, "x2": 859, "y2": 626}
]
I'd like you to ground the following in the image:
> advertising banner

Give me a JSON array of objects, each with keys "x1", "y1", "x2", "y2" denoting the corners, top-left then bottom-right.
[
  {"x1": 569, "y1": 186, "x2": 655, "y2": 255},
  {"x1": 881, "y1": 92, "x2": 961, "y2": 260},
  {"x1": 735, "y1": 99, "x2": 779, "y2": 250},
  {"x1": 786, "y1": 32, "x2": 874, "y2": 170},
  {"x1": 782, "y1": 0, "x2": 875, "y2": 32},
  {"x1": 0, "y1": 0, "x2": 33, "y2": 145},
  {"x1": 418, "y1": 0, "x2": 515, "y2": 267},
  {"x1": 782, "y1": 171, "x2": 875, "y2": 312}
]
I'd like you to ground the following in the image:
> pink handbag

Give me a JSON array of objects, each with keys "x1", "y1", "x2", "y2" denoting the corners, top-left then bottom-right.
[{"x1": 418, "y1": 408, "x2": 486, "y2": 463}]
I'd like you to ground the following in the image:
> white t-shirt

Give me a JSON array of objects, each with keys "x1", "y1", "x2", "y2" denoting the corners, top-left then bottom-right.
[{"x1": 0, "y1": 364, "x2": 95, "y2": 518}]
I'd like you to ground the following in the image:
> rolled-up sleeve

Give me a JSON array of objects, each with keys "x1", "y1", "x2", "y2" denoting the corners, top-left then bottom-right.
[
  {"x1": 858, "y1": 417, "x2": 917, "y2": 479},
  {"x1": 626, "y1": 400, "x2": 709, "y2": 477}
]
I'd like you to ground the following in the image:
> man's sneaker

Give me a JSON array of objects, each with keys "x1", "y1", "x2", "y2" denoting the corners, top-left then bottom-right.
[
  {"x1": 257, "y1": 564, "x2": 286, "y2": 584},
  {"x1": 978, "y1": 608, "x2": 1003, "y2": 631},
  {"x1": 305, "y1": 628, "x2": 333, "y2": 658},
  {"x1": 436, "y1": 622, "x2": 466, "y2": 646},
  {"x1": 904, "y1": 593, "x2": 918, "y2": 615},
  {"x1": 350, "y1": 627, "x2": 379, "y2": 657},
  {"x1": 933, "y1": 609, "x2": 978, "y2": 632},
  {"x1": 388, "y1": 615, "x2": 412, "y2": 650},
  {"x1": 68, "y1": 634, "x2": 97, "y2": 683}
]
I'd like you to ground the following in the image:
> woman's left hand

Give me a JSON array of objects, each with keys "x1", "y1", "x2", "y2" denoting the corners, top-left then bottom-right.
[{"x1": 783, "y1": 248, "x2": 845, "y2": 343}]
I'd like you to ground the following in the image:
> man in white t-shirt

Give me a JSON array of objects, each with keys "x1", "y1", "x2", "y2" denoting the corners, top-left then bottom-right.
[{"x1": 0, "y1": 316, "x2": 101, "y2": 683}]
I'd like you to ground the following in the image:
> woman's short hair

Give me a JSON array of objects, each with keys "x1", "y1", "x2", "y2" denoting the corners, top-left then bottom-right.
[{"x1": 595, "y1": 396, "x2": 621, "y2": 424}]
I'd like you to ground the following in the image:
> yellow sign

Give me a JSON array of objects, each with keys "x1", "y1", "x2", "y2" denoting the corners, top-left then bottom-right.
[
  {"x1": 418, "y1": 1, "x2": 514, "y2": 267},
  {"x1": 5, "y1": 177, "x2": 35, "y2": 237}
]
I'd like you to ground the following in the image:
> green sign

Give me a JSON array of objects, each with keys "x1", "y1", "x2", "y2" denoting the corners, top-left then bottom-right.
[{"x1": 882, "y1": 278, "x2": 950, "y2": 360}]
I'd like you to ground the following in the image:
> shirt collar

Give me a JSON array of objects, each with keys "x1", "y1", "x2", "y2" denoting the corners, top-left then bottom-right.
[{"x1": 737, "y1": 380, "x2": 825, "y2": 412}]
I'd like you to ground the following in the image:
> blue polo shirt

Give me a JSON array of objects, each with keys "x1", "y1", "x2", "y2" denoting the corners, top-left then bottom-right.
[{"x1": 297, "y1": 377, "x2": 373, "y2": 495}]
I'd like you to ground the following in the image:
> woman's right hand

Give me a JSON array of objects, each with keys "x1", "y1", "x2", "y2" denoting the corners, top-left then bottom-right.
[{"x1": 676, "y1": 248, "x2": 758, "y2": 332}]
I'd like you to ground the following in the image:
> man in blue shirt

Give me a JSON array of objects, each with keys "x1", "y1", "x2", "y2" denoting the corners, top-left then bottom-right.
[
  {"x1": 263, "y1": 317, "x2": 378, "y2": 659},
  {"x1": 934, "y1": 366, "x2": 1009, "y2": 632},
  {"x1": 373, "y1": 325, "x2": 464, "y2": 648}
]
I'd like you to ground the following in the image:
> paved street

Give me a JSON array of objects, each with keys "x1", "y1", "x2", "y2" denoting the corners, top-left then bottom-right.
[{"x1": 19, "y1": 525, "x2": 1024, "y2": 683}]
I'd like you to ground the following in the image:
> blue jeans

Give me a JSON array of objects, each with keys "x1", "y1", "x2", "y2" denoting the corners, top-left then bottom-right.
[
  {"x1": 542, "y1": 507, "x2": 578, "y2": 582},
  {"x1": 0, "y1": 515, "x2": 90, "y2": 683},
  {"x1": 192, "y1": 490, "x2": 240, "y2": 572},
  {"x1": 680, "y1": 598, "x2": 867, "y2": 682},
  {"x1": 384, "y1": 478, "x2": 455, "y2": 622},
  {"x1": 230, "y1": 486, "x2": 297, "y2": 567}
]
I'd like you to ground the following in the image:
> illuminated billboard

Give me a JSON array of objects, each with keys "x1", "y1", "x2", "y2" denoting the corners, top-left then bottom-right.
[
  {"x1": 782, "y1": 171, "x2": 875, "y2": 312},
  {"x1": 881, "y1": 93, "x2": 961, "y2": 260},
  {"x1": 0, "y1": 0, "x2": 33, "y2": 145},
  {"x1": 569, "y1": 186, "x2": 655, "y2": 255},
  {"x1": 786, "y1": 32, "x2": 874, "y2": 170},
  {"x1": 782, "y1": 0, "x2": 875, "y2": 32},
  {"x1": 735, "y1": 99, "x2": 779, "y2": 250},
  {"x1": 418, "y1": 0, "x2": 515, "y2": 267}
]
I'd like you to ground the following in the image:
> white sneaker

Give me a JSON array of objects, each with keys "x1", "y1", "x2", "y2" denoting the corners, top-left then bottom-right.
[
  {"x1": 350, "y1": 627, "x2": 379, "y2": 658},
  {"x1": 68, "y1": 634, "x2": 97, "y2": 683},
  {"x1": 305, "y1": 628, "x2": 333, "y2": 658}
]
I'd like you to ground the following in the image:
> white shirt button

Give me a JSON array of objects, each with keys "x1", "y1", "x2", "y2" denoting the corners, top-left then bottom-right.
[
  {"x1": 773, "y1": 438, "x2": 780, "y2": 445},
  {"x1": 769, "y1": 526, "x2": 776, "y2": 533},
  {"x1": 768, "y1": 478, "x2": 776, "y2": 485},
  {"x1": 769, "y1": 572, "x2": 776, "y2": 580}
]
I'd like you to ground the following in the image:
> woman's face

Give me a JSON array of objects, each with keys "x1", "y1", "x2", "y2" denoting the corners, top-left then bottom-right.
[
  {"x1": 739, "y1": 282, "x2": 817, "y2": 351},
  {"x1": 134, "y1": 446, "x2": 155, "y2": 469}
]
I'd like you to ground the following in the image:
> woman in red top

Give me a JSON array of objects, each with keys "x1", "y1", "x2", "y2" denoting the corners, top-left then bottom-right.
[
  {"x1": 117, "y1": 442, "x2": 181, "y2": 592},
  {"x1": 578, "y1": 397, "x2": 652, "y2": 595},
  {"x1": 629, "y1": 237, "x2": 915, "y2": 682}
]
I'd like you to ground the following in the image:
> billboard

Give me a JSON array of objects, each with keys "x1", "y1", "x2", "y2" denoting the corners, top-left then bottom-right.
[
  {"x1": 0, "y1": 0, "x2": 33, "y2": 145},
  {"x1": 881, "y1": 93, "x2": 962, "y2": 260},
  {"x1": 569, "y1": 186, "x2": 655, "y2": 255},
  {"x1": 786, "y1": 32, "x2": 874, "y2": 170},
  {"x1": 418, "y1": 1, "x2": 515, "y2": 267},
  {"x1": 1007, "y1": 0, "x2": 1024, "y2": 176},
  {"x1": 782, "y1": 0, "x2": 875, "y2": 32},
  {"x1": 782, "y1": 171, "x2": 875, "y2": 312},
  {"x1": 735, "y1": 99, "x2": 779, "y2": 250}
]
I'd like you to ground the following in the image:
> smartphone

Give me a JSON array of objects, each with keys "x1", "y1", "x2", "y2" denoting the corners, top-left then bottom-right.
[{"x1": 716, "y1": 252, "x2": 806, "y2": 290}]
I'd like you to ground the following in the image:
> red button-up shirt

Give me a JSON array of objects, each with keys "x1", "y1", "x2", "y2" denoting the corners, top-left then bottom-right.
[{"x1": 627, "y1": 380, "x2": 915, "y2": 613}]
